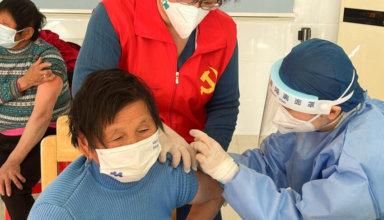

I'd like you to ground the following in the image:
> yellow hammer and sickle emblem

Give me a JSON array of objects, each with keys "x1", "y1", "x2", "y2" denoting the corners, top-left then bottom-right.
[{"x1": 200, "y1": 67, "x2": 218, "y2": 95}]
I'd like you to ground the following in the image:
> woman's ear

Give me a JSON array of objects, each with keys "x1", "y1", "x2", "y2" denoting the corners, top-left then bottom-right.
[
  {"x1": 20, "y1": 27, "x2": 34, "y2": 41},
  {"x1": 327, "y1": 106, "x2": 343, "y2": 121},
  {"x1": 77, "y1": 134, "x2": 92, "y2": 159}
]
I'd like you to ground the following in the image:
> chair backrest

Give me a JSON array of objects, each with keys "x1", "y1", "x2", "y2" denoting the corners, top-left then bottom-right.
[{"x1": 40, "y1": 115, "x2": 82, "y2": 190}]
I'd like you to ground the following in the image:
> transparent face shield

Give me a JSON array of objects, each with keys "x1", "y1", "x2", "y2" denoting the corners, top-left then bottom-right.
[{"x1": 257, "y1": 59, "x2": 355, "y2": 147}]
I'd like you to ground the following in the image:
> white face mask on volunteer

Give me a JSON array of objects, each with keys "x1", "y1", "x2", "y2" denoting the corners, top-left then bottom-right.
[
  {"x1": 161, "y1": 0, "x2": 210, "y2": 39},
  {"x1": 95, "y1": 131, "x2": 162, "y2": 183},
  {"x1": 0, "y1": 24, "x2": 25, "y2": 49}
]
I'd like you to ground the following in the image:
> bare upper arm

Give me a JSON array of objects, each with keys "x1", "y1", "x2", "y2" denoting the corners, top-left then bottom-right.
[
  {"x1": 33, "y1": 76, "x2": 63, "y2": 116},
  {"x1": 189, "y1": 170, "x2": 224, "y2": 205}
]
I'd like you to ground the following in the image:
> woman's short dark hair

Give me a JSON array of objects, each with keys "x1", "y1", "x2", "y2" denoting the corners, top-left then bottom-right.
[
  {"x1": 0, "y1": 0, "x2": 46, "y2": 41},
  {"x1": 68, "y1": 68, "x2": 164, "y2": 151}
]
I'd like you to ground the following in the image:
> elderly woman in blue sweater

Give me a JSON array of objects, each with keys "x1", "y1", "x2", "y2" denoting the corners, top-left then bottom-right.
[{"x1": 28, "y1": 68, "x2": 224, "y2": 220}]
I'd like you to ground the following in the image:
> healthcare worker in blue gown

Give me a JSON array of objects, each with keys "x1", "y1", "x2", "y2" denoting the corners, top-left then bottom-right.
[{"x1": 190, "y1": 39, "x2": 384, "y2": 220}]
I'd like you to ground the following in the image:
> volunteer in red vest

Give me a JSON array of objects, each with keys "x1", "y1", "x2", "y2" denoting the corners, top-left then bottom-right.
[{"x1": 72, "y1": 0, "x2": 239, "y2": 219}]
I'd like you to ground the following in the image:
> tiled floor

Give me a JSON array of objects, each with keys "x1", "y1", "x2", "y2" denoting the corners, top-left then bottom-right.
[{"x1": 0, "y1": 135, "x2": 258, "y2": 220}]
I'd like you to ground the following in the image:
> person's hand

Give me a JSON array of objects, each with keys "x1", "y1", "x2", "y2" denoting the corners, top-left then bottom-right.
[
  {"x1": 158, "y1": 123, "x2": 198, "y2": 173},
  {"x1": 0, "y1": 160, "x2": 26, "y2": 197},
  {"x1": 18, "y1": 57, "x2": 56, "y2": 91},
  {"x1": 190, "y1": 129, "x2": 239, "y2": 184}
]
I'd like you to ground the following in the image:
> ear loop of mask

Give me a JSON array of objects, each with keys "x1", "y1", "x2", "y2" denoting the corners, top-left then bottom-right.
[
  {"x1": 4, "y1": 28, "x2": 27, "y2": 48},
  {"x1": 17, "y1": 28, "x2": 26, "y2": 33},
  {"x1": 316, "y1": 111, "x2": 345, "y2": 131},
  {"x1": 282, "y1": 106, "x2": 344, "y2": 131},
  {"x1": 307, "y1": 114, "x2": 321, "y2": 123},
  {"x1": 15, "y1": 28, "x2": 27, "y2": 43}
]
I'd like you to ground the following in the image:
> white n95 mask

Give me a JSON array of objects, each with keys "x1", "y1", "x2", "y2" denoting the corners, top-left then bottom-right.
[
  {"x1": 0, "y1": 24, "x2": 25, "y2": 49},
  {"x1": 161, "y1": 0, "x2": 210, "y2": 39},
  {"x1": 95, "y1": 131, "x2": 161, "y2": 183},
  {"x1": 272, "y1": 105, "x2": 321, "y2": 134}
]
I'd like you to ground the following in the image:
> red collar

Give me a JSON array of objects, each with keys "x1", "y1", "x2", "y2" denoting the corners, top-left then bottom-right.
[{"x1": 134, "y1": 0, "x2": 227, "y2": 53}]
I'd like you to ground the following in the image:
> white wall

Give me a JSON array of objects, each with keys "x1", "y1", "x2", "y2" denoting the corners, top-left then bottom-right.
[
  {"x1": 233, "y1": 0, "x2": 342, "y2": 135},
  {"x1": 42, "y1": 0, "x2": 342, "y2": 135}
]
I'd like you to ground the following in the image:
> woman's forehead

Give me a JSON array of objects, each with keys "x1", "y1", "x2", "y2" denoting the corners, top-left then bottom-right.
[
  {"x1": 0, "y1": 11, "x2": 15, "y2": 27},
  {"x1": 104, "y1": 101, "x2": 154, "y2": 131}
]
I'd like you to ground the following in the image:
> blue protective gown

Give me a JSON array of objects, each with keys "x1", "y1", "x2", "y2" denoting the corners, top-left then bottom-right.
[{"x1": 225, "y1": 93, "x2": 384, "y2": 220}]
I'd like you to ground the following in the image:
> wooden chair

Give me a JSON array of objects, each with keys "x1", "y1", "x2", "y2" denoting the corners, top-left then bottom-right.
[
  {"x1": 40, "y1": 115, "x2": 82, "y2": 190},
  {"x1": 40, "y1": 115, "x2": 177, "y2": 219}
]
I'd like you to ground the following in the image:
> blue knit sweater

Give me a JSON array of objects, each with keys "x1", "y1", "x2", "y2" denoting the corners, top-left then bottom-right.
[{"x1": 28, "y1": 155, "x2": 198, "y2": 220}]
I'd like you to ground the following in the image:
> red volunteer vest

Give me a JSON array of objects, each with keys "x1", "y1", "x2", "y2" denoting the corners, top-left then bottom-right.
[{"x1": 102, "y1": 0, "x2": 237, "y2": 142}]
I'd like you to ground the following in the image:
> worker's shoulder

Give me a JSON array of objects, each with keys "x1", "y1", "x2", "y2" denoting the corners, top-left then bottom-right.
[
  {"x1": 341, "y1": 99, "x2": 384, "y2": 218},
  {"x1": 345, "y1": 98, "x2": 384, "y2": 140},
  {"x1": 341, "y1": 98, "x2": 384, "y2": 161},
  {"x1": 214, "y1": 8, "x2": 235, "y2": 24},
  {"x1": 209, "y1": 9, "x2": 237, "y2": 46}
]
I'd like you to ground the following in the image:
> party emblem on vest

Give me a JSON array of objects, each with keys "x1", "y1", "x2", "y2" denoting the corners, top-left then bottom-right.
[{"x1": 200, "y1": 67, "x2": 218, "y2": 95}]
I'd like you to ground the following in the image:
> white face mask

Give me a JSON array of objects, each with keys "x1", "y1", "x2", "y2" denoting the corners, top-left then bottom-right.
[
  {"x1": 273, "y1": 105, "x2": 345, "y2": 134},
  {"x1": 272, "y1": 105, "x2": 321, "y2": 134},
  {"x1": 161, "y1": 0, "x2": 210, "y2": 39},
  {"x1": 0, "y1": 24, "x2": 25, "y2": 49},
  {"x1": 95, "y1": 131, "x2": 161, "y2": 183}
]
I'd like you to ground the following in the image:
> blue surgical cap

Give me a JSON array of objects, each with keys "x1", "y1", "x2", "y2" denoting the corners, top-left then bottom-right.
[{"x1": 279, "y1": 38, "x2": 364, "y2": 112}]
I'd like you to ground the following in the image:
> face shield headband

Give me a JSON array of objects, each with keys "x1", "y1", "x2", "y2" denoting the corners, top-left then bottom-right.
[{"x1": 269, "y1": 59, "x2": 355, "y2": 115}]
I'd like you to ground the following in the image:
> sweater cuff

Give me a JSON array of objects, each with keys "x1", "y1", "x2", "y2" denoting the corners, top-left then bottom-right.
[
  {"x1": 9, "y1": 79, "x2": 22, "y2": 100},
  {"x1": 16, "y1": 79, "x2": 21, "y2": 94}
]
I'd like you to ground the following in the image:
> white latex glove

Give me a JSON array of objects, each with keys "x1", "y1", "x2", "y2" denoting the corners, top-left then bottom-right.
[
  {"x1": 158, "y1": 123, "x2": 198, "y2": 173},
  {"x1": 190, "y1": 129, "x2": 239, "y2": 184}
]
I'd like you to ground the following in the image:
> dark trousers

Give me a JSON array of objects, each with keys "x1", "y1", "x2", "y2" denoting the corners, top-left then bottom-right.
[
  {"x1": 177, "y1": 204, "x2": 222, "y2": 220},
  {"x1": 0, "y1": 127, "x2": 56, "y2": 220}
]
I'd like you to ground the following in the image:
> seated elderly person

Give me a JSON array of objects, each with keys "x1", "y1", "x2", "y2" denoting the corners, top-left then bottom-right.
[
  {"x1": 28, "y1": 68, "x2": 224, "y2": 220},
  {"x1": 0, "y1": 0, "x2": 71, "y2": 219}
]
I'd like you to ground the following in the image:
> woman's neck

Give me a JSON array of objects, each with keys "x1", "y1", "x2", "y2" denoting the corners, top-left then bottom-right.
[{"x1": 9, "y1": 39, "x2": 31, "y2": 50}]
